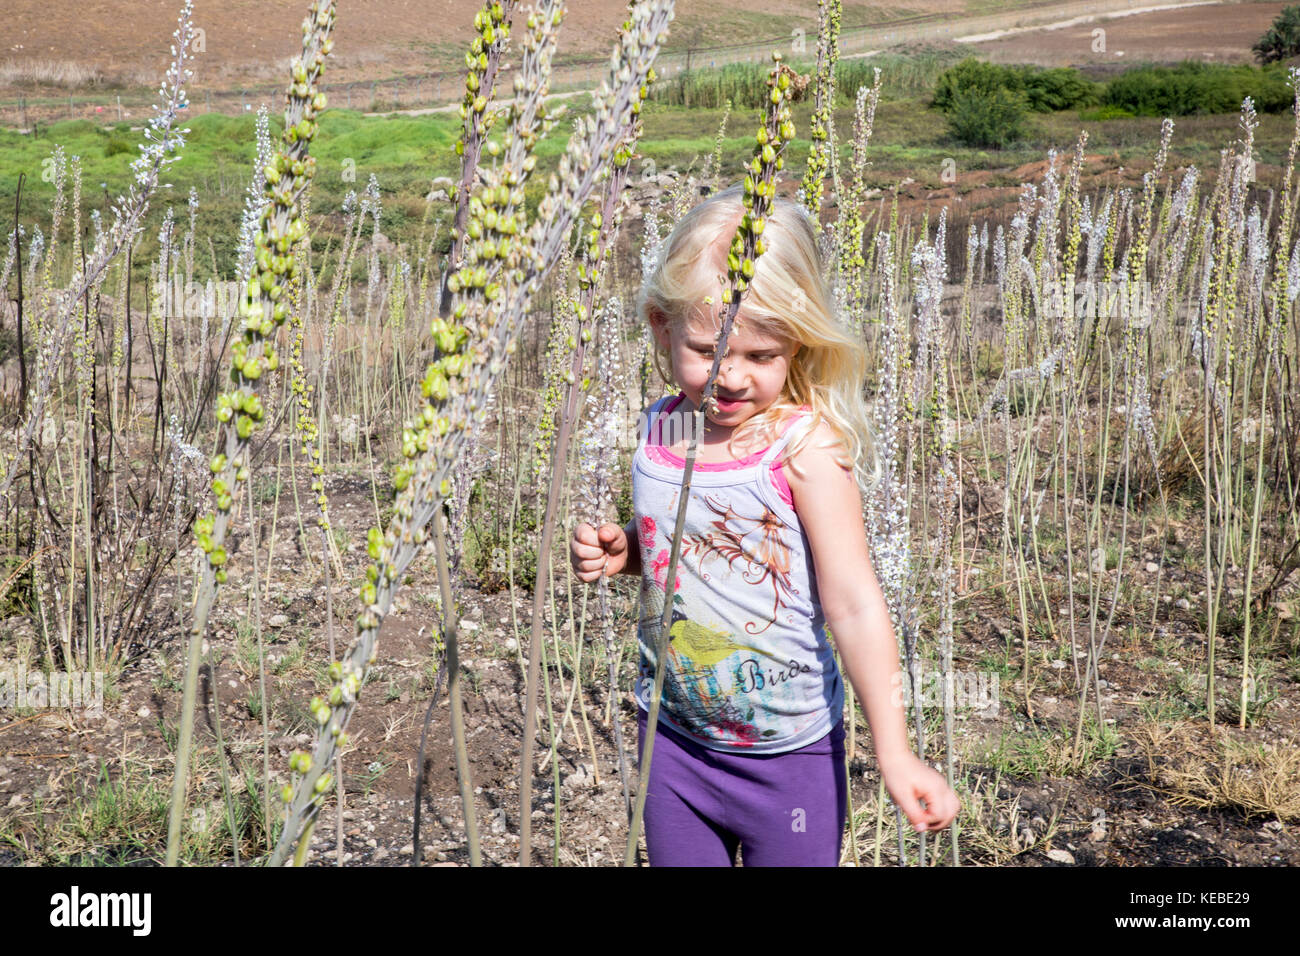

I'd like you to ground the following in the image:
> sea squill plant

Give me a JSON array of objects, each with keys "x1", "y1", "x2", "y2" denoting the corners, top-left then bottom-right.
[
  {"x1": 438, "y1": 0, "x2": 520, "y2": 319},
  {"x1": 860, "y1": 226, "x2": 917, "y2": 864},
  {"x1": 286, "y1": 190, "x2": 345, "y2": 587},
  {"x1": 522, "y1": 108, "x2": 648, "y2": 861},
  {"x1": 1241, "y1": 70, "x2": 1300, "y2": 728},
  {"x1": 167, "y1": 0, "x2": 337, "y2": 867},
  {"x1": 799, "y1": 0, "x2": 841, "y2": 223},
  {"x1": 573, "y1": 295, "x2": 633, "y2": 819},
  {"x1": 902, "y1": 225, "x2": 947, "y2": 867},
  {"x1": 268, "y1": 0, "x2": 676, "y2": 868},
  {"x1": 837, "y1": 71, "x2": 882, "y2": 328},
  {"x1": 532, "y1": 244, "x2": 574, "y2": 489},
  {"x1": 625, "y1": 49, "x2": 795, "y2": 866},
  {"x1": 0, "y1": 1, "x2": 196, "y2": 503}
]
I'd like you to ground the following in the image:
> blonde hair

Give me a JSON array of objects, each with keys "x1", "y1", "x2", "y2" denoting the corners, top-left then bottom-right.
[{"x1": 634, "y1": 183, "x2": 881, "y2": 495}]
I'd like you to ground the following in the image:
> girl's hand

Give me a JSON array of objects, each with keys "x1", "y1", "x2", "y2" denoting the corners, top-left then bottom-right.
[
  {"x1": 571, "y1": 522, "x2": 630, "y2": 582},
  {"x1": 880, "y1": 753, "x2": 961, "y2": 834}
]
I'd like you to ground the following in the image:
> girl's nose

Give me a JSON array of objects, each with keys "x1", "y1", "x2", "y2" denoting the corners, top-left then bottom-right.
[{"x1": 715, "y1": 355, "x2": 746, "y2": 390}]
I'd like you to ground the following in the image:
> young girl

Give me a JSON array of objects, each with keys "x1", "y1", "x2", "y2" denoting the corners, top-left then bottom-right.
[{"x1": 571, "y1": 183, "x2": 959, "y2": 866}]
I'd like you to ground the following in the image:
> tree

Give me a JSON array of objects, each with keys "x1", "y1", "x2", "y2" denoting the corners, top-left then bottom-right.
[
  {"x1": 1253, "y1": 5, "x2": 1300, "y2": 64},
  {"x1": 946, "y1": 86, "x2": 1028, "y2": 149}
]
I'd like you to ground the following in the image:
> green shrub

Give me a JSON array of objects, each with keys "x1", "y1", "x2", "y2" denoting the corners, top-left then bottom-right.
[
  {"x1": 932, "y1": 58, "x2": 1012, "y2": 111},
  {"x1": 932, "y1": 58, "x2": 1096, "y2": 114},
  {"x1": 945, "y1": 85, "x2": 1028, "y2": 149},
  {"x1": 1104, "y1": 62, "x2": 1293, "y2": 116},
  {"x1": 1254, "y1": 4, "x2": 1300, "y2": 64},
  {"x1": 103, "y1": 134, "x2": 133, "y2": 158},
  {"x1": 1022, "y1": 67, "x2": 1098, "y2": 112}
]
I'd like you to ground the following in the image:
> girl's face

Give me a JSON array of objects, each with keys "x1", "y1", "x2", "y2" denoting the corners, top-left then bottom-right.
[{"x1": 651, "y1": 307, "x2": 799, "y2": 429}]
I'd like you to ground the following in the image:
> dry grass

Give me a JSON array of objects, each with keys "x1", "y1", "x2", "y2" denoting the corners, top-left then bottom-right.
[
  {"x1": 0, "y1": 59, "x2": 102, "y2": 89},
  {"x1": 957, "y1": 769, "x2": 1064, "y2": 865},
  {"x1": 0, "y1": 58, "x2": 160, "y2": 90},
  {"x1": 842, "y1": 767, "x2": 1061, "y2": 865},
  {"x1": 1127, "y1": 721, "x2": 1300, "y2": 823}
]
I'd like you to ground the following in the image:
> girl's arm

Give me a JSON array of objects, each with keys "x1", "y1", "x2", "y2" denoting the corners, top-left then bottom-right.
[{"x1": 786, "y1": 423, "x2": 960, "y2": 832}]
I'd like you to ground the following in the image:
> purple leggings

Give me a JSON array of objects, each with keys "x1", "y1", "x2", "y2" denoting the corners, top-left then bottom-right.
[{"x1": 636, "y1": 709, "x2": 847, "y2": 867}]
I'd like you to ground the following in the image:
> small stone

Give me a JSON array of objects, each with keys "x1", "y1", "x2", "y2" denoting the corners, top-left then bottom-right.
[
  {"x1": 563, "y1": 763, "x2": 594, "y2": 790},
  {"x1": 490, "y1": 807, "x2": 508, "y2": 835},
  {"x1": 459, "y1": 619, "x2": 479, "y2": 632},
  {"x1": 1145, "y1": 562, "x2": 1159, "y2": 573},
  {"x1": 1046, "y1": 848, "x2": 1075, "y2": 864},
  {"x1": 1175, "y1": 598, "x2": 1191, "y2": 610},
  {"x1": 137, "y1": 706, "x2": 151, "y2": 718},
  {"x1": 268, "y1": 614, "x2": 289, "y2": 628},
  {"x1": 503, "y1": 637, "x2": 518, "y2": 652}
]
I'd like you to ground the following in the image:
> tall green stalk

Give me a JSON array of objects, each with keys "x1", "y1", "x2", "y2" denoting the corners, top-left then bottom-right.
[
  {"x1": 167, "y1": 0, "x2": 337, "y2": 868},
  {"x1": 521, "y1": 116, "x2": 646, "y2": 863}
]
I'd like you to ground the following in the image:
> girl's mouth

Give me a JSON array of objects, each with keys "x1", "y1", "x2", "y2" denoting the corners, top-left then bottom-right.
[{"x1": 714, "y1": 394, "x2": 745, "y2": 413}]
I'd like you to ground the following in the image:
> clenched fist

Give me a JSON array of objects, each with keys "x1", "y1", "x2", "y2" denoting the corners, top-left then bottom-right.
[{"x1": 571, "y1": 522, "x2": 631, "y2": 582}]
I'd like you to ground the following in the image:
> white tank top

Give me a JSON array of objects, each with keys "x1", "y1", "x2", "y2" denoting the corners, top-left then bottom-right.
[{"x1": 632, "y1": 393, "x2": 844, "y2": 753}]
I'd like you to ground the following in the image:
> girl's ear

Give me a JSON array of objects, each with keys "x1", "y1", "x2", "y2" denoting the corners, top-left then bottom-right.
[{"x1": 648, "y1": 309, "x2": 672, "y2": 349}]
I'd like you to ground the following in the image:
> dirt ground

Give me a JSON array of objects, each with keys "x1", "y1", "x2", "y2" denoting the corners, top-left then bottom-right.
[
  {"x1": 1, "y1": 0, "x2": 638, "y2": 88},
  {"x1": 0, "y1": 0, "x2": 977, "y2": 92},
  {"x1": 0, "y1": 0, "x2": 1283, "y2": 127},
  {"x1": 964, "y1": 1, "x2": 1289, "y2": 68},
  {"x1": 1, "y1": 436, "x2": 1296, "y2": 867},
  {"x1": 1, "y1": 0, "x2": 1273, "y2": 98}
]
